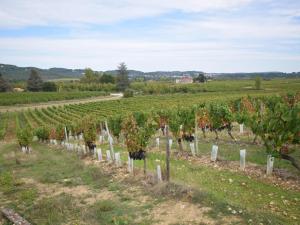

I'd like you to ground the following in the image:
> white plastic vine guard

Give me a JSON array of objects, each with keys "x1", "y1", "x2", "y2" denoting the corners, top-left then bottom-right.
[
  {"x1": 240, "y1": 149, "x2": 246, "y2": 170},
  {"x1": 211, "y1": 145, "x2": 218, "y2": 162}
]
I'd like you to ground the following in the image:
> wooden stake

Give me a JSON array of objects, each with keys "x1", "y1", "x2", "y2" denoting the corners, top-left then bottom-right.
[
  {"x1": 166, "y1": 125, "x2": 170, "y2": 182},
  {"x1": 195, "y1": 112, "x2": 199, "y2": 154}
]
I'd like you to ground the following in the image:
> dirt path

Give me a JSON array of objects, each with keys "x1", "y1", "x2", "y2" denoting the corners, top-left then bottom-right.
[{"x1": 0, "y1": 95, "x2": 122, "y2": 112}]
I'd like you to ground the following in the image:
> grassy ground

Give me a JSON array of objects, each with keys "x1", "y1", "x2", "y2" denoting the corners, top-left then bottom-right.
[
  {"x1": 0, "y1": 142, "x2": 247, "y2": 225},
  {"x1": 0, "y1": 142, "x2": 157, "y2": 225},
  {"x1": 14, "y1": 129, "x2": 300, "y2": 224},
  {"x1": 95, "y1": 127, "x2": 300, "y2": 225},
  {"x1": 2, "y1": 133, "x2": 298, "y2": 224}
]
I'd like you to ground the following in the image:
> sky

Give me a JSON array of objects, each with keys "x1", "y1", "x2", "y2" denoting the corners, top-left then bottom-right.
[{"x1": 0, "y1": 0, "x2": 300, "y2": 72}]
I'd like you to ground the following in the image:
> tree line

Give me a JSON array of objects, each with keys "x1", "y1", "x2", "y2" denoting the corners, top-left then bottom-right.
[
  {"x1": 80, "y1": 62, "x2": 130, "y2": 92},
  {"x1": 0, "y1": 62, "x2": 130, "y2": 93},
  {"x1": 0, "y1": 69, "x2": 57, "y2": 92}
]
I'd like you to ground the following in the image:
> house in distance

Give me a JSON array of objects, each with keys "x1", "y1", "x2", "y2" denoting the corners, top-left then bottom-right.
[{"x1": 175, "y1": 75, "x2": 193, "y2": 84}]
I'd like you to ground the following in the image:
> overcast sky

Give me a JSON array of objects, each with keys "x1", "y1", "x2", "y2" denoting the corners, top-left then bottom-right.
[{"x1": 0, "y1": 0, "x2": 300, "y2": 72}]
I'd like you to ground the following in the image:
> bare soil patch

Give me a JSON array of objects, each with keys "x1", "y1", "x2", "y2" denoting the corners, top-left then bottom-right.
[{"x1": 21, "y1": 177, "x2": 115, "y2": 206}]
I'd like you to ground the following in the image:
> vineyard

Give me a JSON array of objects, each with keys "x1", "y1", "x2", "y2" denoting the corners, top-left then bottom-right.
[
  {"x1": 0, "y1": 91, "x2": 107, "y2": 106},
  {"x1": 130, "y1": 78, "x2": 300, "y2": 94},
  {"x1": 1, "y1": 78, "x2": 300, "y2": 107},
  {"x1": 1, "y1": 91, "x2": 300, "y2": 224},
  {"x1": 0, "y1": 91, "x2": 275, "y2": 137}
]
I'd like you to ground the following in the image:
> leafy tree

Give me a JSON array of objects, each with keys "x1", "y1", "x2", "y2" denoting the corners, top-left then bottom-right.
[
  {"x1": 193, "y1": 73, "x2": 207, "y2": 83},
  {"x1": 27, "y1": 69, "x2": 43, "y2": 91},
  {"x1": 255, "y1": 76, "x2": 262, "y2": 90},
  {"x1": 81, "y1": 68, "x2": 98, "y2": 83},
  {"x1": 0, "y1": 73, "x2": 11, "y2": 92},
  {"x1": 100, "y1": 73, "x2": 115, "y2": 84},
  {"x1": 42, "y1": 82, "x2": 57, "y2": 92},
  {"x1": 116, "y1": 62, "x2": 130, "y2": 91}
]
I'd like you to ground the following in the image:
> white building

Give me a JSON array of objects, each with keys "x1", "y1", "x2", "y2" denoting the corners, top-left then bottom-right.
[{"x1": 175, "y1": 76, "x2": 193, "y2": 84}]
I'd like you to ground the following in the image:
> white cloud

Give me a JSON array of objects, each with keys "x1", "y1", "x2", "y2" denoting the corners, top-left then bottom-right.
[
  {"x1": 0, "y1": 37, "x2": 299, "y2": 72},
  {"x1": 0, "y1": 0, "x2": 299, "y2": 72},
  {"x1": 158, "y1": 14, "x2": 300, "y2": 41},
  {"x1": 0, "y1": 0, "x2": 252, "y2": 28}
]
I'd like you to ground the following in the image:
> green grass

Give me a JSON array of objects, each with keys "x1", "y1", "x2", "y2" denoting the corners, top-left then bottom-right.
[
  {"x1": 128, "y1": 152, "x2": 300, "y2": 224},
  {"x1": 98, "y1": 140, "x2": 300, "y2": 225},
  {"x1": 0, "y1": 112, "x2": 9, "y2": 140},
  {"x1": 0, "y1": 143, "x2": 156, "y2": 225},
  {"x1": 1, "y1": 140, "x2": 299, "y2": 224},
  {"x1": 85, "y1": 199, "x2": 152, "y2": 225}
]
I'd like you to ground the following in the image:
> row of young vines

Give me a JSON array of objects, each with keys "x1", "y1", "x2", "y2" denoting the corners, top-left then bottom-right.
[{"x1": 16, "y1": 92, "x2": 300, "y2": 170}]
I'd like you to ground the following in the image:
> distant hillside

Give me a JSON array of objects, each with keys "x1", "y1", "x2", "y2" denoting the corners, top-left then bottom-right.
[
  {"x1": 0, "y1": 63, "x2": 202, "y2": 81},
  {"x1": 208, "y1": 72, "x2": 300, "y2": 79},
  {"x1": 0, "y1": 64, "x2": 84, "y2": 80},
  {"x1": 0, "y1": 63, "x2": 299, "y2": 81}
]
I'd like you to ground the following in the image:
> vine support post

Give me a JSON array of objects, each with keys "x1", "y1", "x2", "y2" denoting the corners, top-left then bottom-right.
[
  {"x1": 64, "y1": 126, "x2": 68, "y2": 142},
  {"x1": 166, "y1": 125, "x2": 170, "y2": 182},
  {"x1": 143, "y1": 153, "x2": 147, "y2": 176},
  {"x1": 266, "y1": 155, "x2": 274, "y2": 175},
  {"x1": 194, "y1": 112, "x2": 199, "y2": 154},
  {"x1": 105, "y1": 120, "x2": 115, "y2": 160},
  {"x1": 105, "y1": 120, "x2": 110, "y2": 137}
]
